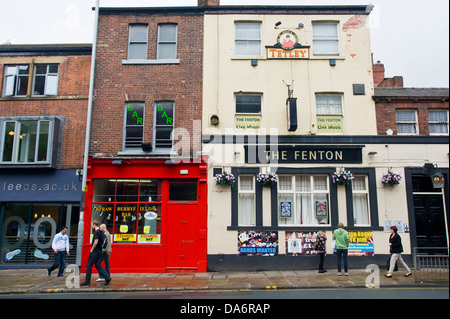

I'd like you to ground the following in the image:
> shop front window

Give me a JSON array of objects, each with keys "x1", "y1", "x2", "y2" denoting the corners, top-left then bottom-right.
[
  {"x1": 91, "y1": 179, "x2": 162, "y2": 244},
  {"x1": 1, "y1": 202, "x2": 79, "y2": 265}
]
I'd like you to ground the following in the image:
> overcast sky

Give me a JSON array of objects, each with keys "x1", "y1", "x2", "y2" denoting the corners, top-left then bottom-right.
[{"x1": 0, "y1": 0, "x2": 448, "y2": 87}]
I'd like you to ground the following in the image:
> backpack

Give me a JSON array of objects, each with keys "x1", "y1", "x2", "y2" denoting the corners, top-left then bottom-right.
[{"x1": 101, "y1": 232, "x2": 108, "y2": 251}]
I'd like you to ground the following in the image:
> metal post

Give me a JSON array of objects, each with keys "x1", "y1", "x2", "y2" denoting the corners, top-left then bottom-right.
[{"x1": 76, "y1": 0, "x2": 100, "y2": 267}]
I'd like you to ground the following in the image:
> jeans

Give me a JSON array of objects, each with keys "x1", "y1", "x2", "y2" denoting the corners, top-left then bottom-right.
[
  {"x1": 388, "y1": 253, "x2": 410, "y2": 274},
  {"x1": 318, "y1": 252, "x2": 325, "y2": 270},
  {"x1": 48, "y1": 251, "x2": 67, "y2": 277},
  {"x1": 336, "y1": 249, "x2": 348, "y2": 273},
  {"x1": 99, "y1": 252, "x2": 110, "y2": 279},
  {"x1": 84, "y1": 251, "x2": 111, "y2": 283}
]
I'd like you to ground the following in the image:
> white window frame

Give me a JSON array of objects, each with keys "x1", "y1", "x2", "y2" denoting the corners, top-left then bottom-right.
[
  {"x1": 235, "y1": 22, "x2": 262, "y2": 57},
  {"x1": 127, "y1": 24, "x2": 149, "y2": 60},
  {"x1": 396, "y1": 110, "x2": 419, "y2": 135},
  {"x1": 157, "y1": 24, "x2": 178, "y2": 61},
  {"x1": 278, "y1": 175, "x2": 330, "y2": 226},
  {"x1": 2, "y1": 65, "x2": 29, "y2": 97},
  {"x1": 428, "y1": 110, "x2": 449, "y2": 135},
  {"x1": 352, "y1": 175, "x2": 371, "y2": 226},
  {"x1": 32, "y1": 64, "x2": 59, "y2": 97},
  {"x1": 312, "y1": 22, "x2": 339, "y2": 56},
  {"x1": 238, "y1": 175, "x2": 256, "y2": 226},
  {"x1": 315, "y1": 94, "x2": 344, "y2": 134}
]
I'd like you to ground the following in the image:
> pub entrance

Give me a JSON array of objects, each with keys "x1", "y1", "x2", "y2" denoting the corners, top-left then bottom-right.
[{"x1": 411, "y1": 175, "x2": 448, "y2": 251}]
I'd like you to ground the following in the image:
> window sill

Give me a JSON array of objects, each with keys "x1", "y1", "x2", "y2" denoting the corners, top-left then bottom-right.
[
  {"x1": 118, "y1": 149, "x2": 174, "y2": 156},
  {"x1": 122, "y1": 59, "x2": 180, "y2": 65}
]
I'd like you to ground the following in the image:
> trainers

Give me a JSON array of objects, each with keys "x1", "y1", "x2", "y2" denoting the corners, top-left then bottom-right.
[
  {"x1": 337, "y1": 272, "x2": 342, "y2": 276},
  {"x1": 344, "y1": 272, "x2": 349, "y2": 276},
  {"x1": 96, "y1": 278, "x2": 105, "y2": 282},
  {"x1": 105, "y1": 279, "x2": 112, "y2": 286},
  {"x1": 47, "y1": 269, "x2": 51, "y2": 277}
]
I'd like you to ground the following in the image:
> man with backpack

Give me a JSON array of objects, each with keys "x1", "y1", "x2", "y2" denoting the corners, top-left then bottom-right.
[
  {"x1": 96, "y1": 224, "x2": 112, "y2": 282},
  {"x1": 80, "y1": 220, "x2": 111, "y2": 286}
]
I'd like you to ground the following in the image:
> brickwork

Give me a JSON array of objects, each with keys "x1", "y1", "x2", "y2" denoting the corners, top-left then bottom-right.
[
  {"x1": 0, "y1": 52, "x2": 91, "y2": 168},
  {"x1": 90, "y1": 13, "x2": 203, "y2": 156}
]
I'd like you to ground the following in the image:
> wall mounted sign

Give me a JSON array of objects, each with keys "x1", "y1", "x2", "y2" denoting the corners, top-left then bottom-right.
[
  {"x1": 244, "y1": 145, "x2": 364, "y2": 164},
  {"x1": 286, "y1": 98, "x2": 298, "y2": 131},
  {"x1": 266, "y1": 30, "x2": 310, "y2": 59},
  {"x1": 235, "y1": 115, "x2": 261, "y2": 131}
]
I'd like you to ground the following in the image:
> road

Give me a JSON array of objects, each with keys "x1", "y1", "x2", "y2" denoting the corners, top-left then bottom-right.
[{"x1": 1, "y1": 287, "x2": 447, "y2": 299}]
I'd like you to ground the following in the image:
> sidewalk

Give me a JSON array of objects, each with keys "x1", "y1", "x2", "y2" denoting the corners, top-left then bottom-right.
[{"x1": 1, "y1": 268, "x2": 447, "y2": 295}]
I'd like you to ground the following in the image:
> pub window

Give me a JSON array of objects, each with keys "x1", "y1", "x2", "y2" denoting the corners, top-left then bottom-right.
[
  {"x1": 316, "y1": 94, "x2": 343, "y2": 134},
  {"x1": 396, "y1": 110, "x2": 418, "y2": 134},
  {"x1": 154, "y1": 101, "x2": 174, "y2": 150},
  {"x1": 235, "y1": 22, "x2": 261, "y2": 56},
  {"x1": 1, "y1": 119, "x2": 51, "y2": 163},
  {"x1": 278, "y1": 175, "x2": 330, "y2": 226},
  {"x1": 32, "y1": 64, "x2": 59, "y2": 96},
  {"x1": 235, "y1": 94, "x2": 262, "y2": 114},
  {"x1": 428, "y1": 110, "x2": 449, "y2": 135},
  {"x1": 169, "y1": 182, "x2": 197, "y2": 201},
  {"x1": 352, "y1": 175, "x2": 370, "y2": 226},
  {"x1": 157, "y1": 24, "x2": 177, "y2": 60},
  {"x1": 312, "y1": 22, "x2": 339, "y2": 56},
  {"x1": 124, "y1": 102, "x2": 144, "y2": 149},
  {"x1": 128, "y1": 24, "x2": 148, "y2": 60},
  {"x1": 91, "y1": 179, "x2": 162, "y2": 244},
  {"x1": 238, "y1": 175, "x2": 255, "y2": 226},
  {"x1": 2, "y1": 65, "x2": 29, "y2": 97}
]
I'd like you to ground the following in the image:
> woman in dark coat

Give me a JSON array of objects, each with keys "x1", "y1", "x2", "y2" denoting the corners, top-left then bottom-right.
[{"x1": 385, "y1": 226, "x2": 412, "y2": 278}]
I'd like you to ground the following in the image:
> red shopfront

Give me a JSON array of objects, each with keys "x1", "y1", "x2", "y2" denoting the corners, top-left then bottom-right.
[{"x1": 81, "y1": 157, "x2": 208, "y2": 273}]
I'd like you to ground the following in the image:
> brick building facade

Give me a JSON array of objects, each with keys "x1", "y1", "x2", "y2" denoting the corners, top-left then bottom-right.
[
  {"x1": 0, "y1": 44, "x2": 91, "y2": 266},
  {"x1": 81, "y1": 5, "x2": 208, "y2": 273}
]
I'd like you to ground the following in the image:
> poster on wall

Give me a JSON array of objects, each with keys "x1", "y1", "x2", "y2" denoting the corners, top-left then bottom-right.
[
  {"x1": 238, "y1": 231, "x2": 278, "y2": 256},
  {"x1": 333, "y1": 231, "x2": 374, "y2": 256},
  {"x1": 286, "y1": 231, "x2": 318, "y2": 256},
  {"x1": 280, "y1": 201, "x2": 292, "y2": 218}
]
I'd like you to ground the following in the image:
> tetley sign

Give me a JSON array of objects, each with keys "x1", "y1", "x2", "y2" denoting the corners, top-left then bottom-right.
[{"x1": 244, "y1": 145, "x2": 363, "y2": 164}]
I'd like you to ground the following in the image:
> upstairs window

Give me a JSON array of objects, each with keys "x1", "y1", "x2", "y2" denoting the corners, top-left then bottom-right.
[
  {"x1": 1, "y1": 119, "x2": 51, "y2": 163},
  {"x1": 124, "y1": 102, "x2": 144, "y2": 149},
  {"x1": 235, "y1": 23, "x2": 261, "y2": 56},
  {"x1": 396, "y1": 110, "x2": 418, "y2": 134},
  {"x1": 235, "y1": 94, "x2": 261, "y2": 114},
  {"x1": 316, "y1": 94, "x2": 343, "y2": 133},
  {"x1": 313, "y1": 23, "x2": 339, "y2": 56},
  {"x1": 2, "y1": 65, "x2": 29, "y2": 97},
  {"x1": 157, "y1": 24, "x2": 177, "y2": 60},
  {"x1": 33, "y1": 64, "x2": 59, "y2": 96},
  {"x1": 128, "y1": 24, "x2": 148, "y2": 60},
  {"x1": 428, "y1": 110, "x2": 449, "y2": 135},
  {"x1": 154, "y1": 102, "x2": 174, "y2": 150}
]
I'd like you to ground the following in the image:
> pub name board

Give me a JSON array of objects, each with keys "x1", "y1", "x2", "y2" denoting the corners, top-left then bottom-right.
[{"x1": 245, "y1": 145, "x2": 364, "y2": 164}]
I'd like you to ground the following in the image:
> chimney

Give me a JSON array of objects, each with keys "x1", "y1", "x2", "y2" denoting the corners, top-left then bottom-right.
[
  {"x1": 198, "y1": 0, "x2": 220, "y2": 6},
  {"x1": 373, "y1": 60, "x2": 385, "y2": 87}
]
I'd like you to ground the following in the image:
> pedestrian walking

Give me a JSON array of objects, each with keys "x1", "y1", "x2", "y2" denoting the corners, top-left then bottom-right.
[
  {"x1": 47, "y1": 226, "x2": 70, "y2": 277},
  {"x1": 80, "y1": 220, "x2": 111, "y2": 286},
  {"x1": 385, "y1": 226, "x2": 412, "y2": 278},
  {"x1": 97, "y1": 224, "x2": 112, "y2": 282},
  {"x1": 333, "y1": 223, "x2": 350, "y2": 276},
  {"x1": 316, "y1": 231, "x2": 327, "y2": 273}
]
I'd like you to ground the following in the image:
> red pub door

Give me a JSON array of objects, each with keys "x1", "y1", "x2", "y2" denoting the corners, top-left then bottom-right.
[{"x1": 165, "y1": 181, "x2": 206, "y2": 272}]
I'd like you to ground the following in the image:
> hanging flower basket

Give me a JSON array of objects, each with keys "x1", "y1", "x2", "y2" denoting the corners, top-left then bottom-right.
[
  {"x1": 382, "y1": 171, "x2": 402, "y2": 186},
  {"x1": 214, "y1": 171, "x2": 235, "y2": 187},
  {"x1": 332, "y1": 169, "x2": 354, "y2": 185},
  {"x1": 257, "y1": 172, "x2": 278, "y2": 187}
]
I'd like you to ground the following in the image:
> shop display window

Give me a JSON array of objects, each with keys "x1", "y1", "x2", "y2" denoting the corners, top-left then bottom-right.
[{"x1": 91, "y1": 179, "x2": 162, "y2": 244}]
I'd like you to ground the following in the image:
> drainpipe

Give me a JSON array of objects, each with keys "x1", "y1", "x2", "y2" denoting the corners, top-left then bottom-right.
[{"x1": 76, "y1": 0, "x2": 99, "y2": 267}]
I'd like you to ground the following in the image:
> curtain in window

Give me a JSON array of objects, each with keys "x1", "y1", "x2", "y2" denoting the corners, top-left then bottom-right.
[
  {"x1": 316, "y1": 95, "x2": 342, "y2": 114},
  {"x1": 352, "y1": 176, "x2": 369, "y2": 225},
  {"x1": 429, "y1": 111, "x2": 448, "y2": 134},
  {"x1": 238, "y1": 176, "x2": 255, "y2": 225}
]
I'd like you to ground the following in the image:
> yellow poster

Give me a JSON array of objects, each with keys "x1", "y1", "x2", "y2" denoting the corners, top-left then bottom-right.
[
  {"x1": 138, "y1": 234, "x2": 161, "y2": 244},
  {"x1": 235, "y1": 115, "x2": 261, "y2": 131},
  {"x1": 114, "y1": 234, "x2": 136, "y2": 242},
  {"x1": 317, "y1": 115, "x2": 343, "y2": 133}
]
